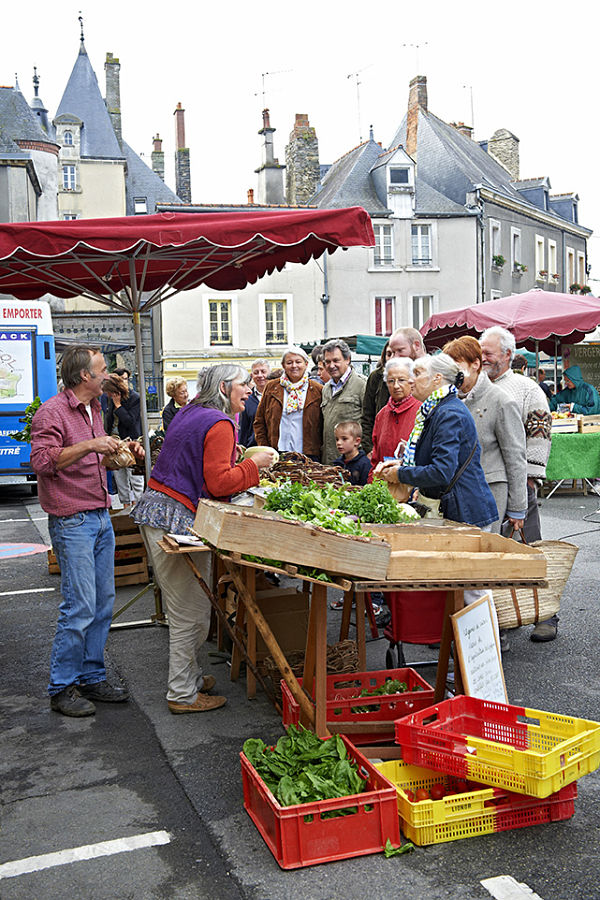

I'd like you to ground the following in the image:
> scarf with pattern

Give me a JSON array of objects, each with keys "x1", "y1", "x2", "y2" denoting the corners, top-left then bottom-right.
[
  {"x1": 402, "y1": 384, "x2": 456, "y2": 466},
  {"x1": 280, "y1": 370, "x2": 309, "y2": 414}
]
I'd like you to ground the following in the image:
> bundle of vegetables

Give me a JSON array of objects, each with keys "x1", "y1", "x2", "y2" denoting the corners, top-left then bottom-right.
[
  {"x1": 262, "y1": 451, "x2": 346, "y2": 486},
  {"x1": 243, "y1": 724, "x2": 367, "y2": 811},
  {"x1": 263, "y1": 479, "x2": 419, "y2": 530},
  {"x1": 348, "y1": 678, "x2": 422, "y2": 713}
]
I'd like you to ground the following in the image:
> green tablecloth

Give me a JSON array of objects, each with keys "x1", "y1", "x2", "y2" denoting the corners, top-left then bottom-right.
[{"x1": 546, "y1": 432, "x2": 600, "y2": 480}]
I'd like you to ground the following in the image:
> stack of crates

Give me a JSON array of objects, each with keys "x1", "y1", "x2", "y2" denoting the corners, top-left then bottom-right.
[{"x1": 373, "y1": 695, "x2": 600, "y2": 846}]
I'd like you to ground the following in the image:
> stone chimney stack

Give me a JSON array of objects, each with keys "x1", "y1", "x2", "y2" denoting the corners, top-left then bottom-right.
[
  {"x1": 285, "y1": 113, "x2": 320, "y2": 206},
  {"x1": 174, "y1": 102, "x2": 191, "y2": 202},
  {"x1": 487, "y1": 128, "x2": 520, "y2": 180},
  {"x1": 255, "y1": 108, "x2": 285, "y2": 205},
  {"x1": 151, "y1": 134, "x2": 165, "y2": 182},
  {"x1": 406, "y1": 75, "x2": 427, "y2": 158},
  {"x1": 105, "y1": 52, "x2": 122, "y2": 148}
]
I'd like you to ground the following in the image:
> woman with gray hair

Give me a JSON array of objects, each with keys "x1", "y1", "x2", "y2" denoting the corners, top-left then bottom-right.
[
  {"x1": 379, "y1": 353, "x2": 497, "y2": 528},
  {"x1": 254, "y1": 346, "x2": 323, "y2": 459},
  {"x1": 132, "y1": 364, "x2": 277, "y2": 715},
  {"x1": 368, "y1": 357, "x2": 420, "y2": 477}
]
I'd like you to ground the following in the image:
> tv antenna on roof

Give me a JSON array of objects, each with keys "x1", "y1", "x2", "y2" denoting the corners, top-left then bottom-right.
[
  {"x1": 347, "y1": 64, "x2": 372, "y2": 144},
  {"x1": 255, "y1": 70, "x2": 293, "y2": 108},
  {"x1": 400, "y1": 42, "x2": 429, "y2": 71}
]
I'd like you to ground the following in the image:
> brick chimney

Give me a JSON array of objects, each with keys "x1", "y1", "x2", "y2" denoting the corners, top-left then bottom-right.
[
  {"x1": 285, "y1": 113, "x2": 320, "y2": 205},
  {"x1": 104, "y1": 52, "x2": 122, "y2": 148},
  {"x1": 247, "y1": 188, "x2": 255, "y2": 204},
  {"x1": 487, "y1": 128, "x2": 520, "y2": 180},
  {"x1": 455, "y1": 121, "x2": 473, "y2": 139},
  {"x1": 406, "y1": 75, "x2": 427, "y2": 158},
  {"x1": 173, "y1": 102, "x2": 191, "y2": 202},
  {"x1": 151, "y1": 134, "x2": 165, "y2": 181},
  {"x1": 255, "y1": 108, "x2": 285, "y2": 205}
]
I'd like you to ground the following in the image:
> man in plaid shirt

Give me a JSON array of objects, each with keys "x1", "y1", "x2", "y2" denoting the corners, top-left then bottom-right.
[{"x1": 31, "y1": 346, "x2": 144, "y2": 717}]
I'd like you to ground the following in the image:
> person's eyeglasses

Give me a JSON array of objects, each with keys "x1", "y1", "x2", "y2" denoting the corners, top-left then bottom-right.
[{"x1": 386, "y1": 377, "x2": 412, "y2": 385}]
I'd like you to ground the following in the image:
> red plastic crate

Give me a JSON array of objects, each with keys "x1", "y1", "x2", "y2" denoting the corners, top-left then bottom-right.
[
  {"x1": 281, "y1": 668, "x2": 435, "y2": 745},
  {"x1": 240, "y1": 735, "x2": 401, "y2": 868},
  {"x1": 394, "y1": 695, "x2": 600, "y2": 798}
]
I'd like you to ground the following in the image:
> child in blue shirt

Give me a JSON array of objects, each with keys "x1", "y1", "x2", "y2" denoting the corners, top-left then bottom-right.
[{"x1": 332, "y1": 421, "x2": 371, "y2": 486}]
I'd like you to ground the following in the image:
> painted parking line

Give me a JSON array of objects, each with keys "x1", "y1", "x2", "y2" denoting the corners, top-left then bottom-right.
[
  {"x1": 0, "y1": 830, "x2": 171, "y2": 880},
  {"x1": 0, "y1": 587, "x2": 56, "y2": 597},
  {"x1": 481, "y1": 875, "x2": 544, "y2": 899}
]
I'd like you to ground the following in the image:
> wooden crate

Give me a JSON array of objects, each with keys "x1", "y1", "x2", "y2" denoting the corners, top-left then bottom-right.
[
  {"x1": 47, "y1": 511, "x2": 149, "y2": 587},
  {"x1": 194, "y1": 500, "x2": 391, "y2": 580},
  {"x1": 368, "y1": 524, "x2": 546, "y2": 583}
]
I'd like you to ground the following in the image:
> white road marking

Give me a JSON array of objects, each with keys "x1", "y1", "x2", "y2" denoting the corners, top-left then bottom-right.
[
  {"x1": 481, "y1": 875, "x2": 544, "y2": 899},
  {"x1": 0, "y1": 830, "x2": 171, "y2": 880},
  {"x1": 0, "y1": 588, "x2": 56, "y2": 597},
  {"x1": 0, "y1": 517, "x2": 47, "y2": 523}
]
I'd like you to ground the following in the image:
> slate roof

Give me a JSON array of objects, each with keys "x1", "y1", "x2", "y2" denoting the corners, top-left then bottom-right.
[
  {"x1": 414, "y1": 179, "x2": 472, "y2": 216},
  {"x1": 0, "y1": 87, "x2": 57, "y2": 152},
  {"x1": 310, "y1": 140, "x2": 390, "y2": 214},
  {"x1": 55, "y1": 42, "x2": 124, "y2": 159},
  {"x1": 513, "y1": 177, "x2": 551, "y2": 190},
  {"x1": 389, "y1": 110, "x2": 527, "y2": 207},
  {"x1": 122, "y1": 141, "x2": 180, "y2": 214}
]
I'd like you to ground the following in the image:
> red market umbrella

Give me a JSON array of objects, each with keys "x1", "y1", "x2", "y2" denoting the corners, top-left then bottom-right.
[
  {"x1": 0, "y1": 208, "x2": 374, "y2": 475},
  {"x1": 421, "y1": 289, "x2": 600, "y2": 355}
]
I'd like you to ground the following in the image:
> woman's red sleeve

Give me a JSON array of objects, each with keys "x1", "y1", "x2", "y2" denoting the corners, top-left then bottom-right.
[{"x1": 203, "y1": 420, "x2": 259, "y2": 497}]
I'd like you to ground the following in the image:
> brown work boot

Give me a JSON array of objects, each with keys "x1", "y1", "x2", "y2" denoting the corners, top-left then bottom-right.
[{"x1": 167, "y1": 692, "x2": 227, "y2": 714}]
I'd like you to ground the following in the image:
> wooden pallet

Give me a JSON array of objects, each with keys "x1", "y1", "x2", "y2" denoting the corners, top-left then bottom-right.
[{"x1": 47, "y1": 511, "x2": 149, "y2": 587}]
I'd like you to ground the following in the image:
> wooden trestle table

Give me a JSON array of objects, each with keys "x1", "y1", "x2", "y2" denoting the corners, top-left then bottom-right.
[{"x1": 156, "y1": 535, "x2": 547, "y2": 739}]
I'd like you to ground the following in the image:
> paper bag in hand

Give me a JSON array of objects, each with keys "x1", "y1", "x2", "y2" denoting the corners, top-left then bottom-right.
[{"x1": 102, "y1": 439, "x2": 136, "y2": 470}]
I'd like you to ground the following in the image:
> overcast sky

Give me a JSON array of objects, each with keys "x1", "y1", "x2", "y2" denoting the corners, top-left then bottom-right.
[{"x1": 4, "y1": 0, "x2": 600, "y2": 281}]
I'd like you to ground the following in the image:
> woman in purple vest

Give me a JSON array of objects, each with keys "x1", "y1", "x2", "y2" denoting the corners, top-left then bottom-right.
[{"x1": 132, "y1": 364, "x2": 276, "y2": 715}]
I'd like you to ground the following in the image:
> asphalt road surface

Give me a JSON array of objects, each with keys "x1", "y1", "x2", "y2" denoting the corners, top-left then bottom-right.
[{"x1": 1, "y1": 485, "x2": 599, "y2": 900}]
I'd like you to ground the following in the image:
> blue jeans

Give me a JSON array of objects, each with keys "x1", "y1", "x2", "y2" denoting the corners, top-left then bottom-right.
[{"x1": 47, "y1": 509, "x2": 115, "y2": 696}]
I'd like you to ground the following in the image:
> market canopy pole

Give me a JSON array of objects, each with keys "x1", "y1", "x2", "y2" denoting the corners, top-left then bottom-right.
[{"x1": 128, "y1": 258, "x2": 151, "y2": 481}]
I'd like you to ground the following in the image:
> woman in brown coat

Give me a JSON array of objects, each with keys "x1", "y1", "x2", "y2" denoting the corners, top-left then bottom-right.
[{"x1": 254, "y1": 347, "x2": 323, "y2": 459}]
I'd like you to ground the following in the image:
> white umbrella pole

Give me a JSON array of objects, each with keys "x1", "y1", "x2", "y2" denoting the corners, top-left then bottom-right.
[{"x1": 535, "y1": 340, "x2": 540, "y2": 375}]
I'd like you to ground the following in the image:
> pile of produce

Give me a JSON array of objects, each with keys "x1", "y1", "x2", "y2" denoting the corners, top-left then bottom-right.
[
  {"x1": 263, "y1": 479, "x2": 419, "y2": 533},
  {"x1": 262, "y1": 451, "x2": 346, "y2": 486},
  {"x1": 348, "y1": 678, "x2": 422, "y2": 714},
  {"x1": 243, "y1": 724, "x2": 367, "y2": 812}
]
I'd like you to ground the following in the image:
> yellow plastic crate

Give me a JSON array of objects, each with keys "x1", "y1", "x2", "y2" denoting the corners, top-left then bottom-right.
[
  {"x1": 394, "y1": 697, "x2": 600, "y2": 798},
  {"x1": 375, "y1": 758, "x2": 577, "y2": 846}
]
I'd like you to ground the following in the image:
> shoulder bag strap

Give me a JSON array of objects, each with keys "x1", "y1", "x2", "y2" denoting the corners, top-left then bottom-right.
[{"x1": 441, "y1": 440, "x2": 478, "y2": 497}]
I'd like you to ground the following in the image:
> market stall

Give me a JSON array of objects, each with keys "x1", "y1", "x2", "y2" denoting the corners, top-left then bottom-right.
[{"x1": 176, "y1": 497, "x2": 547, "y2": 738}]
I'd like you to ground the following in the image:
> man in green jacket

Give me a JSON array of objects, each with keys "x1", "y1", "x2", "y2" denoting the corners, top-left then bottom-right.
[
  {"x1": 320, "y1": 339, "x2": 367, "y2": 464},
  {"x1": 549, "y1": 366, "x2": 600, "y2": 415}
]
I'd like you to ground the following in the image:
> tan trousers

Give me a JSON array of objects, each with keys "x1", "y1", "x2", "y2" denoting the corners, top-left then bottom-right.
[{"x1": 141, "y1": 524, "x2": 212, "y2": 703}]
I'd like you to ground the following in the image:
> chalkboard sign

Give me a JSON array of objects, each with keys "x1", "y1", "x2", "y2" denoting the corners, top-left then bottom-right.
[
  {"x1": 563, "y1": 343, "x2": 600, "y2": 392},
  {"x1": 451, "y1": 594, "x2": 508, "y2": 703}
]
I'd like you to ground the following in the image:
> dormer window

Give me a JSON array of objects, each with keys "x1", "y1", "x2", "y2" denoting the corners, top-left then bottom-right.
[
  {"x1": 389, "y1": 167, "x2": 409, "y2": 185},
  {"x1": 134, "y1": 197, "x2": 148, "y2": 214},
  {"x1": 63, "y1": 131, "x2": 73, "y2": 146}
]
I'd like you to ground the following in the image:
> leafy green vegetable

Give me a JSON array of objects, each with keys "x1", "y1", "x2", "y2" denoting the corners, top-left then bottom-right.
[
  {"x1": 263, "y1": 479, "x2": 419, "y2": 531},
  {"x1": 384, "y1": 838, "x2": 415, "y2": 858},
  {"x1": 11, "y1": 396, "x2": 41, "y2": 443},
  {"x1": 242, "y1": 724, "x2": 367, "y2": 813}
]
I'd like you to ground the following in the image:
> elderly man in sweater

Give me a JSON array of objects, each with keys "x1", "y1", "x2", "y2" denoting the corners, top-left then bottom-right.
[{"x1": 480, "y1": 326, "x2": 555, "y2": 642}]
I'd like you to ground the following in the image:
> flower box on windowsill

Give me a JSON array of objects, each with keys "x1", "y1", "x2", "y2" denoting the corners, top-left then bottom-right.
[
  {"x1": 491, "y1": 263, "x2": 504, "y2": 274},
  {"x1": 512, "y1": 269, "x2": 524, "y2": 278}
]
